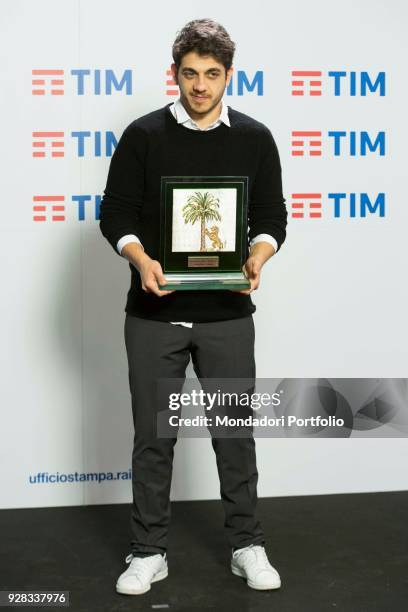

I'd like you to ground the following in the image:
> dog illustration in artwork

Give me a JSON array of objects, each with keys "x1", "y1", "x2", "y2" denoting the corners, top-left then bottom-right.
[{"x1": 205, "y1": 225, "x2": 226, "y2": 250}]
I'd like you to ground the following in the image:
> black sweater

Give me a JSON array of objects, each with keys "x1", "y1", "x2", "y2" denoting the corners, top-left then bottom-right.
[{"x1": 99, "y1": 103, "x2": 287, "y2": 323}]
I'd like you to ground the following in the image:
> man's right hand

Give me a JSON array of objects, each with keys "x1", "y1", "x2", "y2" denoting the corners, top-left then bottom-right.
[{"x1": 121, "y1": 243, "x2": 175, "y2": 297}]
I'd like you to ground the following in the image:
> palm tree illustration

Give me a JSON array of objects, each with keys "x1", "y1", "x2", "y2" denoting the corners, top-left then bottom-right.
[{"x1": 182, "y1": 191, "x2": 222, "y2": 251}]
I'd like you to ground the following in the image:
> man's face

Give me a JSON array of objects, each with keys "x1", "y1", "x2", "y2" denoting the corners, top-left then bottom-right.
[{"x1": 171, "y1": 51, "x2": 233, "y2": 116}]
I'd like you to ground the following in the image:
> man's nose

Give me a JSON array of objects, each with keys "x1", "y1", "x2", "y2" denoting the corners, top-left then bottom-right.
[{"x1": 193, "y1": 76, "x2": 207, "y2": 91}]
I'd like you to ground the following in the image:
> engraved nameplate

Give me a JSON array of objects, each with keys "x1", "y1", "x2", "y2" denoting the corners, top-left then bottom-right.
[{"x1": 188, "y1": 256, "x2": 220, "y2": 268}]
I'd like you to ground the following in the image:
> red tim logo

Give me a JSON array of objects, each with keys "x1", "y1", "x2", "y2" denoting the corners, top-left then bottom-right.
[
  {"x1": 32, "y1": 132, "x2": 65, "y2": 158},
  {"x1": 291, "y1": 193, "x2": 322, "y2": 218},
  {"x1": 291, "y1": 131, "x2": 322, "y2": 156},
  {"x1": 33, "y1": 195, "x2": 65, "y2": 222},
  {"x1": 32, "y1": 69, "x2": 64, "y2": 95},
  {"x1": 291, "y1": 70, "x2": 322, "y2": 96},
  {"x1": 166, "y1": 68, "x2": 178, "y2": 96}
]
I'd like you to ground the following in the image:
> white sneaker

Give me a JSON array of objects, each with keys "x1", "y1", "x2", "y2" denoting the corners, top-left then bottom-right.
[
  {"x1": 231, "y1": 544, "x2": 281, "y2": 590},
  {"x1": 116, "y1": 552, "x2": 168, "y2": 595}
]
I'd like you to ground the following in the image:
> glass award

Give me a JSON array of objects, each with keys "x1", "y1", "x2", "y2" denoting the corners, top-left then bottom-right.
[{"x1": 158, "y1": 176, "x2": 251, "y2": 290}]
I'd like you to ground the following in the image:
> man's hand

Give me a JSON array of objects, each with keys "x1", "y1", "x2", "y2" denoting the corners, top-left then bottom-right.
[
  {"x1": 121, "y1": 243, "x2": 175, "y2": 297},
  {"x1": 231, "y1": 241, "x2": 276, "y2": 295},
  {"x1": 233, "y1": 255, "x2": 263, "y2": 295},
  {"x1": 139, "y1": 256, "x2": 176, "y2": 296}
]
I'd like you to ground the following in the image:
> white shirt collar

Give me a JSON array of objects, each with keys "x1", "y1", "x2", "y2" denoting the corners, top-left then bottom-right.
[{"x1": 171, "y1": 96, "x2": 230, "y2": 130}]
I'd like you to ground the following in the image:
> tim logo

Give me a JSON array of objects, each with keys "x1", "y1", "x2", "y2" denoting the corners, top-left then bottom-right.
[
  {"x1": 31, "y1": 69, "x2": 132, "y2": 95},
  {"x1": 290, "y1": 193, "x2": 386, "y2": 218},
  {"x1": 33, "y1": 196, "x2": 65, "y2": 221},
  {"x1": 32, "y1": 132, "x2": 64, "y2": 157},
  {"x1": 166, "y1": 68, "x2": 264, "y2": 96},
  {"x1": 292, "y1": 132, "x2": 322, "y2": 156},
  {"x1": 291, "y1": 70, "x2": 386, "y2": 96},
  {"x1": 32, "y1": 195, "x2": 102, "y2": 222},
  {"x1": 291, "y1": 131, "x2": 385, "y2": 157},
  {"x1": 32, "y1": 70, "x2": 64, "y2": 95},
  {"x1": 291, "y1": 72, "x2": 322, "y2": 96},
  {"x1": 31, "y1": 132, "x2": 117, "y2": 158},
  {"x1": 291, "y1": 193, "x2": 322, "y2": 217}
]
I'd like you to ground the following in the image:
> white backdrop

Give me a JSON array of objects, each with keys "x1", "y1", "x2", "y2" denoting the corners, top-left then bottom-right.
[{"x1": 1, "y1": 0, "x2": 407, "y2": 509}]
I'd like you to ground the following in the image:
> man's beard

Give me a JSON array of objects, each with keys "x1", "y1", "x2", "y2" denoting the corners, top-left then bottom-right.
[{"x1": 181, "y1": 90, "x2": 224, "y2": 116}]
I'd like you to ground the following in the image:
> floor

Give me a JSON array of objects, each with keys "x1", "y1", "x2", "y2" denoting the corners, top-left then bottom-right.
[{"x1": 0, "y1": 491, "x2": 407, "y2": 611}]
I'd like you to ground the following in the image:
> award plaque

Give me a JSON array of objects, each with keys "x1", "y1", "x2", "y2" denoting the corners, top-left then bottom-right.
[{"x1": 159, "y1": 176, "x2": 251, "y2": 290}]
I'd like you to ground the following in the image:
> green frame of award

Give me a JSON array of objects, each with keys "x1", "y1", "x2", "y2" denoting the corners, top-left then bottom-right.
[{"x1": 158, "y1": 176, "x2": 251, "y2": 290}]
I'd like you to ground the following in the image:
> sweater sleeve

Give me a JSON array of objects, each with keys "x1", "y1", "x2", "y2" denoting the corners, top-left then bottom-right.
[
  {"x1": 99, "y1": 122, "x2": 146, "y2": 256},
  {"x1": 248, "y1": 126, "x2": 287, "y2": 252}
]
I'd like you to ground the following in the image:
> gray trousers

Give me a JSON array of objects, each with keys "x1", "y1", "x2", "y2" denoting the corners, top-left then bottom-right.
[{"x1": 124, "y1": 313, "x2": 265, "y2": 555}]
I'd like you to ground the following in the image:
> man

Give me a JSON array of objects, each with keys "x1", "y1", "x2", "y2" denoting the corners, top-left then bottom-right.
[{"x1": 99, "y1": 18, "x2": 287, "y2": 595}]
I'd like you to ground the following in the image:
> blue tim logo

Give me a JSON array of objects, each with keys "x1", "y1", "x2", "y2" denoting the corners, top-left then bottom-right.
[
  {"x1": 291, "y1": 70, "x2": 386, "y2": 96},
  {"x1": 31, "y1": 68, "x2": 133, "y2": 95},
  {"x1": 31, "y1": 132, "x2": 118, "y2": 157},
  {"x1": 291, "y1": 131, "x2": 386, "y2": 157},
  {"x1": 290, "y1": 193, "x2": 386, "y2": 219},
  {"x1": 71, "y1": 69, "x2": 132, "y2": 94},
  {"x1": 32, "y1": 195, "x2": 102, "y2": 222}
]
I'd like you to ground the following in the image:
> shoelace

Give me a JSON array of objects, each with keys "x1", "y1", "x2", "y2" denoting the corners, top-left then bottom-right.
[{"x1": 233, "y1": 544, "x2": 270, "y2": 570}]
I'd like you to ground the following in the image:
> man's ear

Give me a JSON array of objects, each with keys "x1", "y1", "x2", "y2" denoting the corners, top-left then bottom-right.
[
  {"x1": 226, "y1": 65, "x2": 234, "y2": 87},
  {"x1": 170, "y1": 62, "x2": 178, "y2": 85}
]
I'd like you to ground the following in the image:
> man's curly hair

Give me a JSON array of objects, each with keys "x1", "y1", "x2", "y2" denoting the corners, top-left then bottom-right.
[{"x1": 172, "y1": 18, "x2": 235, "y2": 72}]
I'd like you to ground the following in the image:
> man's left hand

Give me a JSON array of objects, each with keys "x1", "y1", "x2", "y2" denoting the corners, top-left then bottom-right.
[
  {"x1": 234, "y1": 255, "x2": 263, "y2": 294},
  {"x1": 230, "y1": 241, "x2": 276, "y2": 295}
]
